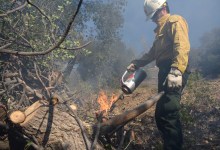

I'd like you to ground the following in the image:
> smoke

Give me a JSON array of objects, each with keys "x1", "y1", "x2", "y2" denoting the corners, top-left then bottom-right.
[
  {"x1": 122, "y1": 0, "x2": 220, "y2": 52},
  {"x1": 198, "y1": 28, "x2": 220, "y2": 77}
]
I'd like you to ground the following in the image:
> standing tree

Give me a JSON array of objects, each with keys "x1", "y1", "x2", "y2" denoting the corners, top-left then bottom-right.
[{"x1": 77, "y1": 0, "x2": 134, "y2": 89}]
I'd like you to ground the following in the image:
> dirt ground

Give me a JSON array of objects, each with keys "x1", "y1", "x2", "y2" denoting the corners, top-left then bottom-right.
[{"x1": 78, "y1": 75, "x2": 220, "y2": 150}]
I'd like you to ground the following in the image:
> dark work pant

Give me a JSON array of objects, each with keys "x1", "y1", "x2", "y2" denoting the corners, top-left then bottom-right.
[{"x1": 155, "y1": 64, "x2": 189, "y2": 150}]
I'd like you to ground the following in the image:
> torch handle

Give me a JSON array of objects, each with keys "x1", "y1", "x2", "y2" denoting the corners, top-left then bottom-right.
[{"x1": 121, "y1": 70, "x2": 128, "y2": 84}]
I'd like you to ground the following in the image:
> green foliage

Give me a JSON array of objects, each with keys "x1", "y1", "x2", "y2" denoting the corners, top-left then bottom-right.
[
  {"x1": 180, "y1": 105, "x2": 194, "y2": 126},
  {"x1": 186, "y1": 72, "x2": 214, "y2": 103},
  {"x1": 0, "y1": 0, "x2": 89, "y2": 70},
  {"x1": 186, "y1": 71, "x2": 202, "y2": 89}
]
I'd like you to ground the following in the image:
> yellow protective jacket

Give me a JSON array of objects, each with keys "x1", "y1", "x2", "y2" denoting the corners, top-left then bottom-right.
[{"x1": 132, "y1": 14, "x2": 190, "y2": 73}]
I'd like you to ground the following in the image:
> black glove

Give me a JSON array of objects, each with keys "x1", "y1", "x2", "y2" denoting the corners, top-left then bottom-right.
[{"x1": 127, "y1": 63, "x2": 137, "y2": 72}]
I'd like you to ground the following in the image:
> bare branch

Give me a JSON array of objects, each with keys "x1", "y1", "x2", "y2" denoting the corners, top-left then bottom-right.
[
  {"x1": 34, "y1": 62, "x2": 50, "y2": 98},
  {"x1": 5, "y1": 20, "x2": 35, "y2": 50},
  {"x1": 0, "y1": 43, "x2": 12, "y2": 50},
  {"x1": 16, "y1": 77, "x2": 45, "y2": 100},
  {"x1": 26, "y1": 0, "x2": 52, "y2": 26},
  {"x1": 59, "y1": 41, "x2": 92, "y2": 50},
  {"x1": 0, "y1": 37, "x2": 32, "y2": 48},
  {"x1": 0, "y1": 0, "x2": 84, "y2": 56},
  {"x1": 0, "y1": 90, "x2": 6, "y2": 95},
  {"x1": 0, "y1": 1, "x2": 28, "y2": 17}
]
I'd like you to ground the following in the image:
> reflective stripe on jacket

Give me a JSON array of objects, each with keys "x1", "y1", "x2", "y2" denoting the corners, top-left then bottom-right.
[{"x1": 132, "y1": 14, "x2": 190, "y2": 73}]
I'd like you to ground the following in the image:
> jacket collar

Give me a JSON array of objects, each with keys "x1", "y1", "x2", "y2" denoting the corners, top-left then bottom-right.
[{"x1": 154, "y1": 14, "x2": 171, "y2": 34}]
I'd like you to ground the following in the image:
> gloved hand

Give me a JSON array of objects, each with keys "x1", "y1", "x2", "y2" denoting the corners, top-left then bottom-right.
[
  {"x1": 127, "y1": 63, "x2": 137, "y2": 72},
  {"x1": 166, "y1": 68, "x2": 182, "y2": 91}
]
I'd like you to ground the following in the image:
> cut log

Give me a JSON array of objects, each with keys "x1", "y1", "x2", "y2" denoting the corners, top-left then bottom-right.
[
  {"x1": 9, "y1": 110, "x2": 26, "y2": 124},
  {"x1": 99, "y1": 91, "x2": 164, "y2": 135},
  {"x1": 16, "y1": 100, "x2": 96, "y2": 150},
  {"x1": 70, "y1": 104, "x2": 77, "y2": 111}
]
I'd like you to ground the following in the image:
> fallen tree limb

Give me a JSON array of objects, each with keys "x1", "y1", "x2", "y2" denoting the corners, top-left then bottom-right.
[
  {"x1": 16, "y1": 78, "x2": 44, "y2": 99},
  {"x1": 3, "y1": 73, "x2": 19, "y2": 78},
  {"x1": 99, "y1": 91, "x2": 165, "y2": 135}
]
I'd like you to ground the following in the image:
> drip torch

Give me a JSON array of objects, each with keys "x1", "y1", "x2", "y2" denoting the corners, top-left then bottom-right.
[{"x1": 121, "y1": 69, "x2": 147, "y2": 94}]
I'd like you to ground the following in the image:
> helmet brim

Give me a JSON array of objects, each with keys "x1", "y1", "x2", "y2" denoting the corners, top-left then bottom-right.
[{"x1": 146, "y1": 11, "x2": 156, "y2": 21}]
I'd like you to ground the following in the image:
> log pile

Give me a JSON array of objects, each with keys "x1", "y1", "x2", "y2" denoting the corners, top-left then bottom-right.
[{"x1": 0, "y1": 55, "x2": 94, "y2": 149}]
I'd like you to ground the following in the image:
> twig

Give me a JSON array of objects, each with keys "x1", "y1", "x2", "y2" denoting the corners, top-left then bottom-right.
[
  {"x1": 3, "y1": 72, "x2": 19, "y2": 78},
  {"x1": 18, "y1": 87, "x2": 26, "y2": 108},
  {"x1": 16, "y1": 77, "x2": 44, "y2": 99},
  {"x1": 59, "y1": 41, "x2": 92, "y2": 50},
  {"x1": 0, "y1": 1, "x2": 28, "y2": 17},
  {"x1": 0, "y1": 0, "x2": 84, "y2": 56},
  {"x1": 0, "y1": 43, "x2": 12, "y2": 50},
  {"x1": 0, "y1": 90, "x2": 6, "y2": 95},
  {"x1": 26, "y1": 0, "x2": 56, "y2": 42},
  {"x1": 109, "y1": 92, "x2": 124, "y2": 112},
  {"x1": 27, "y1": 0, "x2": 52, "y2": 26},
  {"x1": 117, "y1": 130, "x2": 126, "y2": 150},
  {"x1": 90, "y1": 111, "x2": 103, "y2": 150},
  {"x1": 0, "y1": 37, "x2": 32, "y2": 48},
  {"x1": 65, "y1": 102, "x2": 90, "y2": 150},
  {"x1": 34, "y1": 62, "x2": 50, "y2": 98},
  {"x1": 124, "y1": 140, "x2": 132, "y2": 150},
  {"x1": 1, "y1": 64, "x2": 9, "y2": 98},
  {"x1": 4, "y1": 20, "x2": 35, "y2": 50}
]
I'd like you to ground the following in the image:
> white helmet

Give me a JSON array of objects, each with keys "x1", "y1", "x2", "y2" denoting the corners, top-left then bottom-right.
[{"x1": 144, "y1": 0, "x2": 166, "y2": 20}]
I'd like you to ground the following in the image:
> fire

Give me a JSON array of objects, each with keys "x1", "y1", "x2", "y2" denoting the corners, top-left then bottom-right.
[{"x1": 97, "y1": 90, "x2": 118, "y2": 114}]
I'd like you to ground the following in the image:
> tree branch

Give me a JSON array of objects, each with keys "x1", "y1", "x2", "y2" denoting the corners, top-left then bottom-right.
[
  {"x1": 26, "y1": 0, "x2": 56, "y2": 42},
  {"x1": 0, "y1": 0, "x2": 84, "y2": 56},
  {"x1": 59, "y1": 41, "x2": 91, "y2": 50},
  {"x1": 0, "y1": 37, "x2": 32, "y2": 48},
  {"x1": 34, "y1": 62, "x2": 50, "y2": 98},
  {"x1": 0, "y1": 43, "x2": 12, "y2": 50},
  {"x1": 27, "y1": 0, "x2": 52, "y2": 25},
  {"x1": 5, "y1": 21, "x2": 35, "y2": 50}
]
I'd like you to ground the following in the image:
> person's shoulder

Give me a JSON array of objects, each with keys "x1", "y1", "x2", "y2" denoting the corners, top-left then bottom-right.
[{"x1": 168, "y1": 14, "x2": 186, "y2": 23}]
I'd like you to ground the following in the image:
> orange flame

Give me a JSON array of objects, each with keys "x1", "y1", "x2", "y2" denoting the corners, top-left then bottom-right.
[{"x1": 97, "y1": 90, "x2": 118, "y2": 114}]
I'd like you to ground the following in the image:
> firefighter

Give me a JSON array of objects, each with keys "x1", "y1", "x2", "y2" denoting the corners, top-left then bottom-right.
[{"x1": 127, "y1": 0, "x2": 190, "y2": 149}]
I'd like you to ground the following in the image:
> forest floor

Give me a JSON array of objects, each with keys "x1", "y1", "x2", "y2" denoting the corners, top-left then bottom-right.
[{"x1": 77, "y1": 73, "x2": 220, "y2": 150}]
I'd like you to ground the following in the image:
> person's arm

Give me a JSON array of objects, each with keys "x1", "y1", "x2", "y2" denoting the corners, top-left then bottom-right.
[
  {"x1": 168, "y1": 16, "x2": 190, "y2": 73},
  {"x1": 131, "y1": 44, "x2": 156, "y2": 68}
]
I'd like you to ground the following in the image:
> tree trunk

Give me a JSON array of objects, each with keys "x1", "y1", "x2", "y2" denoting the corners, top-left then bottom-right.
[
  {"x1": 18, "y1": 100, "x2": 90, "y2": 150},
  {"x1": 63, "y1": 57, "x2": 77, "y2": 79}
]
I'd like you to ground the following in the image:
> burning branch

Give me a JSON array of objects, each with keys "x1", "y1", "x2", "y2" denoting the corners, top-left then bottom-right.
[
  {"x1": 96, "y1": 90, "x2": 120, "y2": 117},
  {"x1": 98, "y1": 91, "x2": 165, "y2": 135}
]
